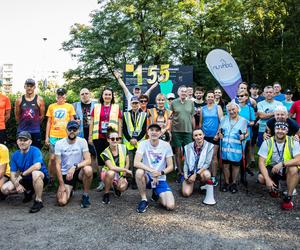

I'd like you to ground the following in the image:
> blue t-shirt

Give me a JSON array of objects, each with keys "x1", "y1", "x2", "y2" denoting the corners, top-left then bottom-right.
[
  {"x1": 257, "y1": 100, "x2": 281, "y2": 132},
  {"x1": 239, "y1": 105, "x2": 255, "y2": 140},
  {"x1": 282, "y1": 101, "x2": 294, "y2": 112},
  {"x1": 10, "y1": 146, "x2": 49, "y2": 178},
  {"x1": 274, "y1": 93, "x2": 285, "y2": 102},
  {"x1": 201, "y1": 104, "x2": 219, "y2": 137}
]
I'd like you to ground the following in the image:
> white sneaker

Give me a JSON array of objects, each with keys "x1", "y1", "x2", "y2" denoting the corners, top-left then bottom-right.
[{"x1": 96, "y1": 181, "x2": 105, "y2": 192}]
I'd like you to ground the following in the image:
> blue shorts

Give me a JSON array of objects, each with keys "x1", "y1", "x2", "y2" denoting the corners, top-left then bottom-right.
[{"x1": 145, "y1": 173, "x2": 172, "y2": 196}]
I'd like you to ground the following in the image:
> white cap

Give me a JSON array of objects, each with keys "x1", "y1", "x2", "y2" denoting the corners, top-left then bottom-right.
[{"x1": 167, "y1": 93, "x2": 175, "y2": 99}]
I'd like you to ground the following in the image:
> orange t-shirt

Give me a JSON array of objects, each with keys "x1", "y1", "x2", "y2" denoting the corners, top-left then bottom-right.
[
  {"x1": 46, "y1": 103, "x2": 76, "y2": 138},
  {"x1": 0, "y1": 94, "x2": 11, "y2": 130}
]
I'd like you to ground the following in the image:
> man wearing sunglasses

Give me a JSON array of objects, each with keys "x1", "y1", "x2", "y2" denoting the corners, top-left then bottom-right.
[
  {"x1": 15, "y1": 78, "x2": 45, "y2": 149},
  {"x1": 55, "y1": 121, "x2": 93, "y2": 208},
  {"x1": 134, "y1": 124, "x2": 175, "y2": 213},
  {"x1": 1, "y1": 131, "x2": 49, "y2": 213}
]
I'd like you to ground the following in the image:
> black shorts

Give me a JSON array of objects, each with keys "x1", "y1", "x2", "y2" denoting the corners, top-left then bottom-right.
[
  {"x1": 19, "y1": 175, "x2": 49, "y2": 191},
  {"x1": 204, "y1": 136, "x2": 219, "y2": 146},
  {"x1": 62, "y1": 169, "x2": 82, "y2": 187},
  {"x1": 88, "y1": 143, "x2": 97, "y2": 157},
  {"x1": 265, "y1": 165, "x2": 286, "y2": 185},
  {"x1": 93, "y1": 138, "x2": 109, "y2": 166},
  {"x1": 223, "y1": 160, "x2": 241, "y2": 166}
]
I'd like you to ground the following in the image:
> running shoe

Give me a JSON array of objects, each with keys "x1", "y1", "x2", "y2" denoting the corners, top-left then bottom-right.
[
  {"x1": 229, "y1": 183, "x2": 238, "y2": 194},
  {"x1": 281, "y1": 196, "x2": 293, "y2": 210},
  {"x1": 136, "y1": 200, "x2": 149, "y2": 213},
  {"x1": 102, "y1": 193, "x2": 110, "y2": 204},
  {"x1": 96, "y1": 181, "x2": 105, "y2": 192},
  {"x1": 269, "y1": 190, "x2": 279, "y2": 198},
  {"x1": 211, "y1": 176, "x2": 219, "y2": 186},
  {"x1": 29, "y1": 200, "x2": 43, "y2": 213},
  {"x1": 0, "y1": 192, "x2": 7, "y2": 201},
  {"x1": 221, "y1": 183, "x2": 229, "y2": 192},
  {"x1": 80, "y1": 194, "x2": 91, "y2": 208}
]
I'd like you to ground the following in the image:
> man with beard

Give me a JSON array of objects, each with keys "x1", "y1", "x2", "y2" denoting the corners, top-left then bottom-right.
[
  {"x1": 258, "y1": 121, "x2": 300, "y2": 210},
  {"x1": 194, "y1": 87, "x2": 206, "y2": 129},
  {"x1": 55, "y1": 121, "x2": 93, "y2": 208}
]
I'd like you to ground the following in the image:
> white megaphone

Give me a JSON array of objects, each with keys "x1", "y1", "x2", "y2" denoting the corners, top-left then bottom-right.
[{"x1": 200, "y1": 180, "x2": 216, "y2": 205}]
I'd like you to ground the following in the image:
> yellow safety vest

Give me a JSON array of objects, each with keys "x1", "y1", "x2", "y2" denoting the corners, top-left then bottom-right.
[
  {"x1": 92, "y1": 104, "x2": 119, "y2": 139},
  {"x1": 265, "y1": 136, "x2": 299, "y2": 169},
  {"x1": 123, "y1": 111, "x2": 147, "y2": 150},
  {"x1": 101, "y1": 144, "x2": 127, "y2": 176}
]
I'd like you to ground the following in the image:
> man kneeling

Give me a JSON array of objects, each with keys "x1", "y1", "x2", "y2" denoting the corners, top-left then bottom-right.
[
  {"x1": 1, "y1": 131, "x2": 49, "y2": 213},
  {"x1": 182, "y1": 129, "x2": 214, "y2": 197},
  {"x1": 134, "y1": 124, "x2": 175, "y2": 213},
  {"x1": 258, "y1": 121, "x2": 300, "y2": 210},
  {"x1": 56, "y1": 121, "x2": 93, "y2": 208}
]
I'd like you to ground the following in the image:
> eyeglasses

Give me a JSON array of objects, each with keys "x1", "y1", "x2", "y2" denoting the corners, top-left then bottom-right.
[
  {"x1": 109, "y1": 137, "x2": 121, "y2": 141},
  {"x1": 140, "y1": 100, "x2": 148, "y2": 103},
  {"x1": 80, "y1": 93, "x2": 89, "y2": 96},
  {"x1": 68, "y1": 128, "x2": 78, "y2": 132}
]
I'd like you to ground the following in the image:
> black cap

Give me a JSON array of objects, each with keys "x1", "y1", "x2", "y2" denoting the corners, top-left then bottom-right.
[
  {"x1": 250, "y1": 83, "x2": 258, "y2": 89},
  {"x1": 56, "y1": 88, "x2": 66, "y2": 95},
  {"x1": 274, "y1": 121, "x2": 289, "y2": 130},
  {"x1": 17, "y1": 131, "x2": 32, "y2": 140},
  {"x1": 25, "y1": 78, "x2": 35, "y2": 85},
  {"x1": 67, "y1": 120, "x2": 79, "y2": 130},
  {"x1": 284, "y1": 89, "x2": 292, "y2": 94},
  {"x1": 133, "y1": 85, "x2": 141, "y2": 90},
  {"x1": 147, "y1": 123, "x2": 162, "y2": 130}
]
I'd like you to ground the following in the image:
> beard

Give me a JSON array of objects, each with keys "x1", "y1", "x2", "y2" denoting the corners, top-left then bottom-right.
[{"x1": 68, "y1": 134, "x2": 77, "y2": 141}]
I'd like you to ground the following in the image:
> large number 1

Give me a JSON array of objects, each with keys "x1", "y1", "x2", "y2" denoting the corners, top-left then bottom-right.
[{"x1": 133, "y1": 65, "x2": 142, "y2": 85}]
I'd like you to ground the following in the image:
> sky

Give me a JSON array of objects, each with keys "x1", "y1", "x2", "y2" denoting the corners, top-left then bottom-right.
[{"x1": 0, "y1": 0, "x2": 99, "y2": 92}]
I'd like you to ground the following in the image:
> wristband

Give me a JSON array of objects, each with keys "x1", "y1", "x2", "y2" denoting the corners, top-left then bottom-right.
[{"x1": 74, "y1": 163, "x2": 79, "y2": 170}]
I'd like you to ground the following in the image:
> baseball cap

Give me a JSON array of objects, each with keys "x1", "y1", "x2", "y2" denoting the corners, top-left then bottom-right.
[
  {"x1": 284, "y1": 89, "x2": 292, "y2": 94},
  {"x1": 274, "y1": 121, "x2": 289, "y2": 130},
  {"x1": 67, "y1": 120, "x2": 79, "y2": 130},
  {"x1": 250, "y1": 83, "x2": 258, "y2": 89},
  {"x1": 17, "y1": 131, "x2": 32, "y2": 140},
  {"x1": 56, "y1": 88, "x2": 66, "y2": 95},
  {"x1": 133, "y1": 85, "x2": 141, "y2": 90},
  {"x1": 131, "y1": 96, "x2": 139, "y2": 103},
  {"x1": 147, "y1": 123, "x2": 161, "y2": 130},
  {"x1": 167, "y1": 93, "x2": 175, "y2": 99},
  {"x1": 25, "y1": 78, "x2": 36, "y2": 85}
]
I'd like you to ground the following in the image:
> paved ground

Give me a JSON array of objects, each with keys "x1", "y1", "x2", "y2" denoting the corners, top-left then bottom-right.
[{"x1": 0, "y1": 176, "x2": 299, "y2": 250}]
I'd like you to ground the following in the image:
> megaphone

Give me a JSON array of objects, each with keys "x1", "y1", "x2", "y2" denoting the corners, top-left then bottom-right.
[{"x1": 200, "y1": 180, "x2": 216, "y2": 205}]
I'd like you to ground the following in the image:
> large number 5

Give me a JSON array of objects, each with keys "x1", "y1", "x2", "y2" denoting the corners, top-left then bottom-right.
[
  {"x1": 147, "y1": 65, "x2": 158, "y2": 85},
  {"x1": 160, "y1": 64, "x2": 170, "y2": 82}
]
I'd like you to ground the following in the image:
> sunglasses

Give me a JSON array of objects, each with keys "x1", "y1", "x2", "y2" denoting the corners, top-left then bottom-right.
[
  {"x1": 140, "y1": 100, "x2": 148, "y2": 103},
  {"x1": 80, "y1": 93, "x2": 89, "y2": 96},
  {"x1": 109, "y1": 137, "x2": 121, "y2": 142},
  {"x1": 168, "y1": 98, "x2": 175, "y2": 101},
  {"x1": 68, "y1": 128, "x2": 78, "y2": 132},
  {"x1": 238, "y1": 95, "x2": 247, "y2": 98}
]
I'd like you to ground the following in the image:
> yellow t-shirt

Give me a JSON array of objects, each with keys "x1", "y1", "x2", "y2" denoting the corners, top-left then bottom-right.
[
  {"x1": 0, "y1": 144, "x2": 10, "y2": 177},
  {"x1": 46, "y1": 103, "x2": 76, "y2": 138}
]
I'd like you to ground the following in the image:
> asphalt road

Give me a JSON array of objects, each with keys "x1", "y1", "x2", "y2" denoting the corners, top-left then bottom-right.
[{"x1": 0, "y1": 176, "x2": 299, "y2": 250}]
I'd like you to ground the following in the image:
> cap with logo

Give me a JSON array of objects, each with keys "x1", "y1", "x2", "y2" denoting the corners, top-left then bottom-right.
[
  {"x1": 25, "y1": 78, "x2": 36, "y2": 85},
  {"x1": 56, "y1": 88, "x2": 66, "y2": 95},
  {"x1": 167, "y1": 93, "x2": 175, "y2": 99},
  {"x1": 131, "y1": 96, "x2": 139, "y2": 103},
  {"x1": 67, "y1": 120, "x2": 80, "y2": 130},
  {"x1": 284, "y1": 89, "x2": 292, "y2": 94}
]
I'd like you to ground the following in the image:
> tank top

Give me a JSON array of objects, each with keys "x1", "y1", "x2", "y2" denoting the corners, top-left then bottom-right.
[
  {"x1": 18, "y1": 95, "x2": 40, "y2": 133},
  {"x1": 202, "y1": 104, "x2": 219, "y2": 137}
]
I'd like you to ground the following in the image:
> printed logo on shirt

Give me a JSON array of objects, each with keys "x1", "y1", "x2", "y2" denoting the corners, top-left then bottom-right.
[
  {"x1": 54, "y1": 109, "x2": 67, "y2": 119},
  {"x1": 149, "y1": 151, "x2": 163, "y2": 166}
]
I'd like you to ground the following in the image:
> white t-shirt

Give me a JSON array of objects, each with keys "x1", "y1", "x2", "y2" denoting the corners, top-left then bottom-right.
[
  {"x1": 258, "y1": 139, "x2": 300, "y2": 167},
  {"x1": 55, "y1": 137, "x2": 89, "y2": 175},
  {"x1": 136, "y1": 139, "x2": 173, "y2": 180}
]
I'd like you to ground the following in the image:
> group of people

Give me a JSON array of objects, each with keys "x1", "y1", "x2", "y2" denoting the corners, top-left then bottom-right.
[{"x1": 0, "y1": 75, "x2": 299, "y2": 214}]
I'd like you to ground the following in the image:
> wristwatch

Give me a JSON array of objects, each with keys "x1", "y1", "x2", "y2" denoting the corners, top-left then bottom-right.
[
  {"x1": 161, "y1": 170, "x2": 165, "y2": 176},
  {"x1": 74, "y1": 163, "x2": 79, "y2": 170}
]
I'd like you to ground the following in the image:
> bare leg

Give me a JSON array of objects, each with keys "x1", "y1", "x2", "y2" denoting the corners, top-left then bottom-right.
[
  {"x1": 210, "y1": 145, "x2": 219, "y2": 177},
  {"x1": 175, "y1": 147, "x2": 183, "y2": 175},
  {"x1": 159, "y1": 191, "x2": 175, "y2": 210},
  {"x1": 286, "y1": 167, "x2": 299, "y2": 196},
  {"x1": 32, "y1": 171, "x2": 45, "y2": 202},
  {"x1": 223, "y1": 164, "x2": 230, "y2": 184},
  {"x1": 135, "y1": 169, "x2": 147, "y2": 200},
  {"x1": 103, "y1": 171, "x2": 114, "y2": 193},
  {"x1": 232, "y1": 165, "x2": 240, "y2": 184},
  {"x1": 80, "y1": 166, "x2": 93, "y2": 193}
]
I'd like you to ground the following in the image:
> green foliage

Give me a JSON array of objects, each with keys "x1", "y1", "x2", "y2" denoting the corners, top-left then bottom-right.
[{"x1": 62, "y1": 0, "x2": 300, "y2": 96}]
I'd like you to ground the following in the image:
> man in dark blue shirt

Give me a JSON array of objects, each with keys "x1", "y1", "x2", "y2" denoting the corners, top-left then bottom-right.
[{"x1": 1, "y1": 131, "x2": 49, "y2": 213}]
